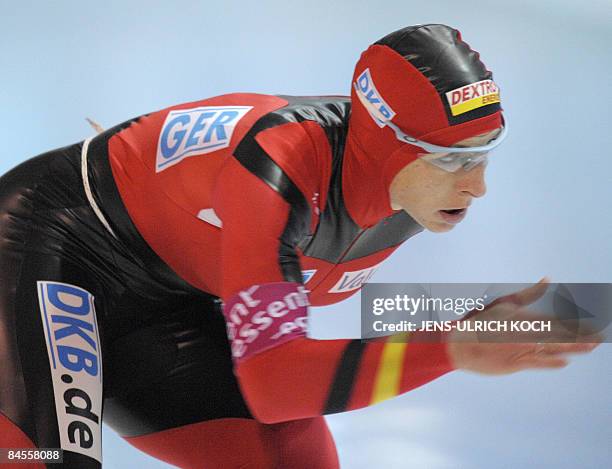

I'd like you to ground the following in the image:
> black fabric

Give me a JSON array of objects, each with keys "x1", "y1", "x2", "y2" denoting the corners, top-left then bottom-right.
[
  {"x1": 0, "y1": 144, "x2": 254, "y2": 465},
  {"x1": 323, "y1": 340, "x2": 367, "y2": 414},
  {"x1": 86, "y1": 122, "x2": 203, "y2": 296},
  {"x1": 103, "y1": 295, "x2": 253, "y2": 437},
  {"x1": 375, "y1": 24, "x2": 502, "y2": 125}
]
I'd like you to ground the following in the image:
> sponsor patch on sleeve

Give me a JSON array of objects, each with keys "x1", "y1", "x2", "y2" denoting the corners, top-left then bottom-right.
[
  {"x1": 445, "y1": 79, "x2": 500, "y2": 116},
  {"x1": 156, "y1": 105, "x2": 252, "y2": 172},
  {"x1": 223, "y1": 282, "x2": 309, "y2": 362}
]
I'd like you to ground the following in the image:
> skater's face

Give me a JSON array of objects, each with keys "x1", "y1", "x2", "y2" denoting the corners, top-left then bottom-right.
[{"x1": 389, "y1": 128, "x2": 501, "y2": 233}]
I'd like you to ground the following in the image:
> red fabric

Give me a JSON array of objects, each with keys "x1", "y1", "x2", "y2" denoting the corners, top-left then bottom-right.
[
  {"x1": 108, "y1": 92, "x2": 450, "y2": 306},
  {"x1": 109, "y1": 93, "x2": 288, "y2": 294},
  {"x1": 399, "y1": 336, "x2": 455, "y2": 392},
  {"x1": 0, "y1": 412, "x2": 45, "y2": 469},
  {"x1": 310, "y1": 245, "x2": 400, "y2": 305},
  {"x1": 109, "y1": 92, "x2": 460, "y2": 428},
  {"x1": 214, "y1": 159, "x2": 291, "y2": 298},
  {"x1": 236, "y1": 336, "x2": 454, "y2": 424},
  {"x1": 255, "y1": 121, "x2": 332, "y2": 232},
  {"x1": 236, "y1": 338, "x2": 347, "y2": 423},
  {"x1": 354, "y1": 45, "x2": 449, "y2": 136},
  {"x1": 124, "y1": 417, "x2": 339, "y2": 469}
]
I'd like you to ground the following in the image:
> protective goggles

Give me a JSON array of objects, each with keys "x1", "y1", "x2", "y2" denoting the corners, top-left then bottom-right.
[
  {"x1": 385, "y1": 118, "x2": 508, "y2": 173},
  {"x1": 354, "y1": 81, "x2": 508, "y2": 172}
]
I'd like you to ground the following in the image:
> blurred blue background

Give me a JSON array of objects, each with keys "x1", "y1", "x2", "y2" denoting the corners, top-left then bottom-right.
[{"x1": 1, "y1": 1, "x2": 611, "y2": 467}]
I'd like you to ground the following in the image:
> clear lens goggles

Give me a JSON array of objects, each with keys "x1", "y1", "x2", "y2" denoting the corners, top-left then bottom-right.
[
  {"x1": 353, "y1": 81, "x2": 508, "y2": 173},
  {"x1": 385, "y1": 118, "x2": 508, "y2": 173},
  {"x1": 418, "y1": 150, "x2": 491, "y2": 172}
]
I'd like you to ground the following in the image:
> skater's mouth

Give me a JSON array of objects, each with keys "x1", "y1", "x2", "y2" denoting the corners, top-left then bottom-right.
[{"x1": 439, "y1": 208, "x2": 468, "y2": 224}]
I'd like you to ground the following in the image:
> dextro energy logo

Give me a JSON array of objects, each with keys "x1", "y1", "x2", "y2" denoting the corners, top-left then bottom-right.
[
  {"x1": 445, "y1": 79, "x2": 500, "y2": 116},
  {"x1": 37, "y1": 281, "x2": 102, "y2": 463},
  {"x1": 354, "y1": 68, "x2": 395, "y2": 127},
  {"x1": 156, "y1": 105, "x2": 252, "y2": 172}
]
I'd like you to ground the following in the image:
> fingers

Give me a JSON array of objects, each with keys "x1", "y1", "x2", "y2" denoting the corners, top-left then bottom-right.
[
  {"x1": 494, "y1": 277, "x2": 550, "y2": 307},
  {"x1": 533, "y1": 342, "x2": 601, "y2": 355},
  {"x1": 448, "y1": 338, "x2": 600, "y2": 375},
  {"x1": 515, "y1": 341, "x2": 600, "y2": 370},
  {"x1": 575, "y1": 333, "x2": 605, "y2": 345},
  {"x1": 475, "y1": 306, "x2": 604, "y2": 343},
  {"x1": 514, "y1": 313, "x2": 603, "y2": 343},
  {"x1": 517, "y1": 356, "x2": 569, "y2": 369}
]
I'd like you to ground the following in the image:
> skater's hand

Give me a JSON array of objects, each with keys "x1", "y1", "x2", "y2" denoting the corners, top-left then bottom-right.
[{"x1": 447, "y1": 279, "x2": 603, "y2": 375}]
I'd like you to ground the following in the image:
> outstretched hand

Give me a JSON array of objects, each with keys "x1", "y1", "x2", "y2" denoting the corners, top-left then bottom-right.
[{"x1": 447, "y1": 279, "x2": 603, "y2": 375}]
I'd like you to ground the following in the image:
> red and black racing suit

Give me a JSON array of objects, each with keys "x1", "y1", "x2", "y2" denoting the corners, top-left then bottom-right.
[{"x1": 0, "y1": 94, "x2": 453, "y2": 468}]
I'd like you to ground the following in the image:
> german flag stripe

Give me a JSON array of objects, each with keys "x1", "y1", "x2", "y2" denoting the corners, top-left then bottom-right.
[{"x1": 370, "y1": 333, "x2": 410, "y2": 405}]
